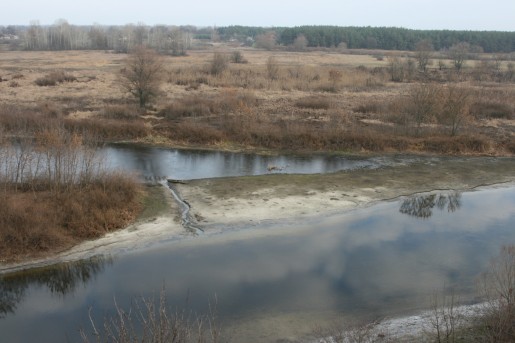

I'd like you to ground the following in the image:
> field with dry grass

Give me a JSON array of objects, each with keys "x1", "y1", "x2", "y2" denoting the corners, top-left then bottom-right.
[{"x1": 1, "y1": 47, "x2": 513, "y2": 155}]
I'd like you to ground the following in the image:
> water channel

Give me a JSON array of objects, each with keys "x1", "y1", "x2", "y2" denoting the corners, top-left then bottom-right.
[{"x1": 1, "y1": 146, "x2": 514, "y2": 342}]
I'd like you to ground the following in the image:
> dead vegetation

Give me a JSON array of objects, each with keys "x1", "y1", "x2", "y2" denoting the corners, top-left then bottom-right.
[
  {"x1": 0, "y1": 48, "x2": 513, "y2": 156},
  {"x1": 81, "y1": 290, "x2": 224, "y2": 343},
  {"x1": 0, "y1": 117, "x2": 142, "y2": 262}
]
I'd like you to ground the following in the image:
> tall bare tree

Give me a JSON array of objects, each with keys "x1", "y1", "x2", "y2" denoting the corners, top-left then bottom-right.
[
  {"x1": 439, "y1": 86, "x2": 470, "y2": 136},
  {"x1": 293, "y1": 34, "x2": 308, "y2": 51},
  {"x1": 448, "y1": 42, "x2": 470, "y2": 72},
  {"x1": 415, "y1": 39, "x2": 433, "y2": 73},
  {"x1": 120, "y1": 46, "x2": 164, "y2": 108}
]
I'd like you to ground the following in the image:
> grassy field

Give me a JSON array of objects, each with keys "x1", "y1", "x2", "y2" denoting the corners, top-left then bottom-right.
[{"x1": 0, "y1": 47, "x2": 513, "y2": 155}]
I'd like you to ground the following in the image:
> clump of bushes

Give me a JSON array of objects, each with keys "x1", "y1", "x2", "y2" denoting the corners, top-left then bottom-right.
[
  {"x1": 35, "y1": 71, "x2": 77, "y2": 86},
  {"x1": 209, "y1": 52, "x2": 229, "y2": 76},
  {"x1": 470, "y1": 101, "x2": 513, "y2": 119},
  {"x1": 102, "y1": 104, "x2": 141, "y2": 120},
  {"x1": 159, "y1": 90, "x2": 257, "y2": 119},
  {"x1": 230, "y1": 51, "x2": 248, "y2": 64},
  {"x1": 295, "y1": 95, "x2": 332, "y2": 109},
  {"x1": 0, "y1": 129, "x2": 141, "y2": 261}
]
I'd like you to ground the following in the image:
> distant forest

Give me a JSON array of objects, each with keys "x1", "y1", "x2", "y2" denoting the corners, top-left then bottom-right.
[
  {"x1": 1, "y1": 22, "x2": 514, "y2": 53},
  {"x1": 218, "y1": 26, "x2": 515, "y2": 53}
]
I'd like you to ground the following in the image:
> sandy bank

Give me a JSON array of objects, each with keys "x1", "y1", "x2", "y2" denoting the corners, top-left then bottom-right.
[{"x1": 177, "y1": 157, "x2": 515, "y2": 230}]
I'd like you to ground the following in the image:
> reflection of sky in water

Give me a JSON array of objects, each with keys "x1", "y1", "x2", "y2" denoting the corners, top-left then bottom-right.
[
  {"x1": 103, "y1": 145, "x2": 436, "y2": 180},
  {"x1": 1, "y1": 187, "x2": 514, "y2": 342}
]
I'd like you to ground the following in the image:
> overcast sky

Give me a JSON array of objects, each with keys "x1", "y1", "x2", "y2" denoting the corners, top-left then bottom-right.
[{"x1": 1, "y1": 0, "x2": 514, "y2": 31}]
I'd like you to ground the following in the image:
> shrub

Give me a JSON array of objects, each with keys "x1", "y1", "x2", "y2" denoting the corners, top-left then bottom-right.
[
  {"x1": 421, "y1": 135, "x2": 490, "y2": 154},
  {"x1": 266, "y1": 56, "x2": 280, "y2": 81},
  {"x1": 35, "y1": 71, "x2": 77, "y2": 86},
  {"x1": 64, "y1": 119, "x2": 149, "y2": 141},
  {"x1": 102, "y1": 105, "x2": 141, "y2": 120},
  {"x1": 230, "y1": 51, "x2": 247, "y2": 64},
  {"x1": 210, "y1": 52, "x2": 228, "y2": 76},
  {"x1": 159, "y1": 91, "x2": 257, "y2": 120},
  {"x1": 353, "y1": 102, "x2": 384, "y2": 114},
  {"x1": 506, "y1": 140, "x2": 515, "y2": 154},
  {"x1": 470, "y1": 101, "x2": 513, "y2": 119},
  {"x1": 476, "y1": 246, "x2": 515, "y2": 342},
  {"x1": 81, "y1": 290, "x2": 223, "y2": 343},
  {"x1": 295, "y1": 96, "x2": 332, "y2": 109}
]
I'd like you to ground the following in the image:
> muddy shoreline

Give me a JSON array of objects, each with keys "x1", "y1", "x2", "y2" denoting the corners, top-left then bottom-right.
[
  {"x1": 177, "y1": 157, "x2": 515, "y2": 230},
  {"x1": 1, "y1": 157, "x2": 514, "y2": 274}
]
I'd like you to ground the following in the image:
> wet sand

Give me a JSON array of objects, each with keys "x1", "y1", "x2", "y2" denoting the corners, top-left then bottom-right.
[{"x1": 178, "y1": 157, "x2": 515, "y2": 230}]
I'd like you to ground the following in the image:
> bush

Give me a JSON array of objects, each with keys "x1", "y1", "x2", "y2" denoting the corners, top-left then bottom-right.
[
  {"x1": 64, "y1": 119, "x2": 149, "y2": 141},
  {"x1": 230, "y1": 51, "x2": 247, "y2": 64},
  {"x1": 421, "y1": 135, "x2": 490, "y2": 154},
  {"x1": 102, "y1": 105, "x2": 141, "y2": 120},
  {"x1": 210, "y1": 52, "x2": 228, "y2": 76},
  {"x1": 0, "y1": 129, "x2": 141, "y2": 261},
  {"x1": 295, "y1": 96, "x2": 332, "y2": 109},
  {"x1": 35, "y1": 71, "x2": 77, "y2": 86},
  {"x1": 81, "y1": 290, "x2": 223, "y2": 343},
  {"x1": 159, "y1": 91, "x2": 257, "y2": 120},
  {"x1": 471, "y1": 101, "x2": 513, "y2": 119}
]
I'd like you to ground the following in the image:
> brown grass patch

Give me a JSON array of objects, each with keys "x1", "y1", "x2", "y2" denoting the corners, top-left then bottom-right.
[
  {"x1": 471, "y1": 101, "x2": 513, "y2": 119},
  {"x1": 35, "y1": 71, "x2": 77, "y2": 86},
  {"x1": 421, "y1": 135, "x2": 490, "y2": 154},
  {"x1": 0, "y1": 173, "x2": 141, "y2": 262},
  {"x1": 295, "y1": 95, "x2": 332, "y2": 109},
  {"x1": 64, "y1": 118, "x2": 149, "y2": 141}
]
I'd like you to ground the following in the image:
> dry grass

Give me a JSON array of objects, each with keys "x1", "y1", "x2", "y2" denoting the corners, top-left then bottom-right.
[
  {"x1": 0, "y1": 48, "x2": 513, "y2": 155},
  {"x1": 0, "y1": 124, "x2": 143, "y2": 262},
  {"x1": 81, "y1": 290, "x2": 224, "y2": 343},
  {"x1": 35, "y1": 71, "x2": 77, "y2": 86},
  {"x1": 0, "y1": 174, "x2": 141, "y2": 262}
]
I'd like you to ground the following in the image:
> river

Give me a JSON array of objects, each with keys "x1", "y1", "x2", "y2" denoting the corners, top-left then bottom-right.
[{"x1": 1, "y1": 146, "x2": 514, "y2": 342}]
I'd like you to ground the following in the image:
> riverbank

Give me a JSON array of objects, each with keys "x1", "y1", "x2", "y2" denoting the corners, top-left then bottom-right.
[
  {"x1": 0, "y1": 183, "x2": 183, "y2": 274},
  {"x1": 177, "y1": 157, "x2": 515, "y2": 230},
  {"x1": 2, "y1": 156, "x2": 514, "y2": 275}
]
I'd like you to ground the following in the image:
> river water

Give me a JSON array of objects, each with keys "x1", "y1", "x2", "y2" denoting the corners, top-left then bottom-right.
[{"x1": 1, "y1": 146, "x2": 514, "y2": 342}]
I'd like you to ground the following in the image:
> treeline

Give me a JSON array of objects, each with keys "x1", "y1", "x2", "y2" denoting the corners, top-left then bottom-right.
[
  {"x1": 218, "y1": 26, "x2": 515, "y2": 53},
  {"x1": 2, "y1": 22, "x2": 514, "y2": 53},
  {"x1": 1, "y1": 21, "x2": 214, "y2": 54}
]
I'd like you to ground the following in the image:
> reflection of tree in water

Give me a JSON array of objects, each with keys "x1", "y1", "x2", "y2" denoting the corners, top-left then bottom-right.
[
  {"x1": 399, "y1": 191, "x2": 462, "y2": 218},
  {"x1": 0, "y1": 256, "x2": 111, "y2": 318}
]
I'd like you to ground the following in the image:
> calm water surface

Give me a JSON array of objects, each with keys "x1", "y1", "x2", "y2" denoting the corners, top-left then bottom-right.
[
  {"x1": 1, "y1": 147, "x2": 514, "y2": 342},
  {"x1": 103, "y1": 144, "x2": 440, "y2": 179}
]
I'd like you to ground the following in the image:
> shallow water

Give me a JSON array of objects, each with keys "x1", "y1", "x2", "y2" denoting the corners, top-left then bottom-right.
[
  {"x1": 1, "y1": 185, "x2": 514, "y2": 342},
  {"x1": 103, "y1": 144, "x2": 441, "y2": 180}
]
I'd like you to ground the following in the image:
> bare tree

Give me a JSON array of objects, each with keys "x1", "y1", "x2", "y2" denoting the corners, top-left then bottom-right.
[
  {"x1": 406, "y1": 83, "x2": 442, "y2": 135},
  {"x1": 120, "y1": 46, "x2": 164, "y2": 108},
  {"x1": 255, "y1": 32, "x2": 276, "y2": 50},
  {"x1": 439, "y1": 86, "x2": 471, "y2": 136},
  {"x1": 266, "y1": 56, "x2": 280, "y2": 81},
  {"x1": 448, "y1": 42, "x2": 470, "y2": 72},
  {"x1": 293, "y1": 34, "x2": 308, "y2": 51},
  {"x1": 210, "y1": 52, "x2": 228, "y2": 76},
  {"x1": 415, "y1": 39, "x2": 433, "y2": 73}
]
